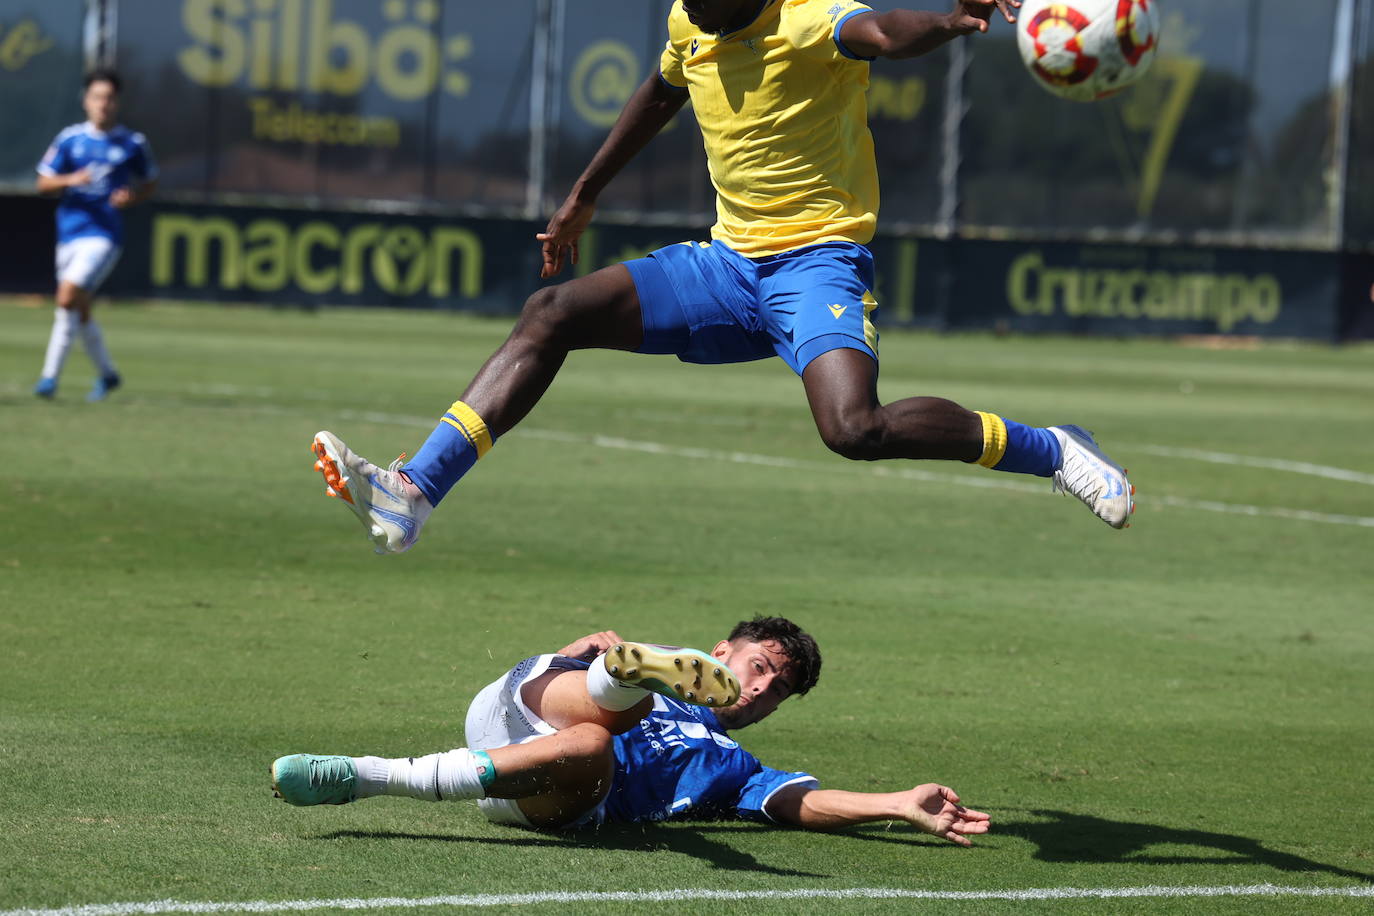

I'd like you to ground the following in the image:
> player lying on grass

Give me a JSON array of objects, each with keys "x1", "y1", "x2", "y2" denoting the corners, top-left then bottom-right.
[
  {"x1": 272, "y1": 616, "x2": 989, "y2": 844},
  {"x1": 309, "y1": 0, "x2": 1133, "y2": 556}
]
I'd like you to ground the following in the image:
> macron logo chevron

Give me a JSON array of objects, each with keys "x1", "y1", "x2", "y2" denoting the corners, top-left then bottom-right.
[{"x1": 828, "y1": 303, "x2": 848, "y2": 319}]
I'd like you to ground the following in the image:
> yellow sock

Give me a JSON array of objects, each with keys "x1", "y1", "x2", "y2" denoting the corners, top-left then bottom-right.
[{"x1": 974, "y1": 411, "x2": 1008, "y2": 469}]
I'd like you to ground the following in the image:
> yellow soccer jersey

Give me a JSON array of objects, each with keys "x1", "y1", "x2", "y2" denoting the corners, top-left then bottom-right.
[{"x1": 660, "y1": 0, "x2": 879, "y2": 257}]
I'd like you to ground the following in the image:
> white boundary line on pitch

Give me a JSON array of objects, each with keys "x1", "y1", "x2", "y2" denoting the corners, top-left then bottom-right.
[
  {"x1": 1137, "y1": 444, "x2": 1374, "y2": 487},
  {"x1": 505, "y1": 427, "x2": 1374, "y2": 529},
  {"x1": 319, "y1": 413, "x2": 1374, "y2": 529},
  {"x1": 43, "y1": 381, "x2": 1374, "y2": 490},
  {"x1": 4, "y1": 884, "x2": 1372, "y2": 915},
  {"x1": 9, "y1": 383, "x2": 1372, "y2": 528},
  {"x1": 151, "y1": 396, "x2": 1374, "y2": 530},
  {"x1": 185, "y1": 384, "x2": 1374, "y2": 491}
]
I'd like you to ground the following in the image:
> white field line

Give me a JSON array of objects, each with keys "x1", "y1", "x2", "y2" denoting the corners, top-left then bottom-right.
[
  {"x1": 8, "y1": 382, "x2": 1373, "y2": 528},
  {"x1": 156, "y1": 385, "x2": 1374, "y2": 490},
  {"x1": 326, "y1": 418, "x2": 1374, "y2": 528},
  {"x1": 502, "y1": 428, "x2": 1374, "y2": 529},
  {"x1": 1139, "y1": 445, "x2": 1374, "y2": 487},
  {"x1": 3, "y1": 884, "x2": 1372, "y2": 915}
]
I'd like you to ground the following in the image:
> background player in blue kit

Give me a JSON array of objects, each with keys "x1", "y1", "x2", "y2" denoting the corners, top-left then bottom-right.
[
  {"x1": 271, "y1": 616, "x2": 990, "y2": 845},
  {"x1": 34, "y1": 69, "x2": 157, "y2": 402}
]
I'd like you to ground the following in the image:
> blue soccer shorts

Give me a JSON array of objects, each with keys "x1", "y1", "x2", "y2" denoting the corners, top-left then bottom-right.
[{"x1": 624, "y1": 239, "x2": 879, "y2": 375}]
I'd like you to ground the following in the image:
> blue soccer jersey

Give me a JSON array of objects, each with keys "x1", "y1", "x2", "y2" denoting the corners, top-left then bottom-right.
[
  {"x1": 604, "y1": 694, "x2": 817, "y2": 824},
  {"x1": 37, "y1": 123, "x2": 157, "y2": 246}
]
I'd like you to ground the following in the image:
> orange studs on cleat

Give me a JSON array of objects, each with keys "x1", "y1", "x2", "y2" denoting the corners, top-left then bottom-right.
[{"x1": 311, "y1": 440, "x2": 355, "y2": 505}]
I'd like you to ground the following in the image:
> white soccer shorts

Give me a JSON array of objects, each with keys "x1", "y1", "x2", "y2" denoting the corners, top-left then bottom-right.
[
  {"x1": 463, "y1": 654, "x2": 607, "y2": 827},
  {"x1": 56, "y1": 236, "x2": 122, "y2": 292}
]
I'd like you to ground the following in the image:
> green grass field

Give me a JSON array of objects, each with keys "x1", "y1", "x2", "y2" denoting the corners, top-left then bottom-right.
[{"x1": 2, "y1": 299, "x2": 1372, "y2": 914}]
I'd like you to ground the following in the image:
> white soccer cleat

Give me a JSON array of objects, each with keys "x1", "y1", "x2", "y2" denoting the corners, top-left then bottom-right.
[
  {"x1": 311, "y1": 430, "x2": 432, "y2": 554},
  {"x1": 1048, "y1": 425, "x2": 1135, "y2": 529}
]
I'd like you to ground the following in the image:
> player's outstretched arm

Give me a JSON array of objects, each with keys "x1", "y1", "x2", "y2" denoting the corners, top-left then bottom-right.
[
  {"x1": 767, "y1": 783, "x2": 991, "y2": 846},
  {"x1": 537, "y1": 71, "x2": 689, "y2": 278},
  {"x1": 841, "y1": 1, "x2": 1020, "y2": 59}
]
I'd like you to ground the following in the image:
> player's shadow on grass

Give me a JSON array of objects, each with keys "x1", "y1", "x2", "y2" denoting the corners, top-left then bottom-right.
[
  {"x1": 989, "y1": 809, "x2": 1374, "y2": 884},
  {"x1": 322, "y1": 824, "x2": 828, "y2": 878}
]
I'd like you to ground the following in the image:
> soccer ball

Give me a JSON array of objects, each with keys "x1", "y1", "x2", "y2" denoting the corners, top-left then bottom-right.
[{"x1": 1016, "y1": 0, "x2": 1161, "y2": 102}]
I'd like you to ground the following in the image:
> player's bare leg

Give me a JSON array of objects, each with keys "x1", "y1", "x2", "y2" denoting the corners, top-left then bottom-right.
[
  {"x1": 519, "y1": 667, "x2": 654, "y2": 734},
  {"x1": 801, "y1": 348, "x2": 1134, "y2": 528},
  {"x1": 313, "y1": 266, "x2": 643, "y2": 553},
  {"x1": 454, "y1": 264, "x2": 644, "y2": 437},
  {"x1": 484, "y1": 723, "x2": 618, "y2": 826},
  {"x1": 802, "y1": 348, "x2": 984, "y2": 461}
]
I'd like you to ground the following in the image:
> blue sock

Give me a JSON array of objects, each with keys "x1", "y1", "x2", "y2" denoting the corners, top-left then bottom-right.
[
  {"x1": 401, "y1": 400, "x2": 493, "y2": 506},
  {"x1": 974, "y1": 412, "x2": 1062, "y2": 478}
]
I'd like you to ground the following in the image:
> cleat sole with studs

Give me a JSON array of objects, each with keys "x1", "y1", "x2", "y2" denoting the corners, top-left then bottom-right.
[
  {"x1": 312, "y1": 437, "x2": 355, "y2": 505},
  {"x1": 604, "y1": 642, "x2": 741, "y2": 708}
]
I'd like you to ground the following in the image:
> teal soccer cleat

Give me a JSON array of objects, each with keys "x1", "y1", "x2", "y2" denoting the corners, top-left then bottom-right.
[
  {"x1": 603, "y1": 642, "x2": 741, "y2": 708},
  {"x1": 271, "y1": 754, "x2": 358, "y2": 806}
]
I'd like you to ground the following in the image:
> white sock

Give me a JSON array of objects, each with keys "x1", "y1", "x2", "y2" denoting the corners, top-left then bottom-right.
[
  {"x1": 351, "y1": 749, "x2": 493, "y2": 801},
  {"x1": 40, "y1": 308, "x2": 78, "y2": 380},
  {"x1": 585, "y1": 653, "x2": 650, "y2": 711},
  {"x1": 79, "y1": 318, "x2": 117, "y2": 376}
]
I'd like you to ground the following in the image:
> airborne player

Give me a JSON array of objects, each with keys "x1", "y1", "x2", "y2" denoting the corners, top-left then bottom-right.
[{"x1": 310, "y1": 0, "x2": 1134, "y2": 555}]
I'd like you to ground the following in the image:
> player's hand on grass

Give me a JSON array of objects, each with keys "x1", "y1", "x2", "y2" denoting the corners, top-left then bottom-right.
[
  {"x1": 557, "y1": 630, "x2": 624, "y2": 661},
  {"x1": 902, "y1": 784, "x2": 990, "y2": 846},
  {"x1": 949, "y1": 0, "x2": 1019, "y2": 33},
  {"x1": 537, "y1": 197, "x2": 597, "y2": 279}
]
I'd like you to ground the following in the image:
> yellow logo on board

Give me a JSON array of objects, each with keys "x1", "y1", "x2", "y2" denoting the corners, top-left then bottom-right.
[
  {"x1": 0, "y1": 17, "x2": 54, "y2": 71},
  {"x1": 176, "y1": 0, "x2": 472, "y2": 100},
  {"x1": 151, "y1": 213, "x2": 483, "y2": 299}
]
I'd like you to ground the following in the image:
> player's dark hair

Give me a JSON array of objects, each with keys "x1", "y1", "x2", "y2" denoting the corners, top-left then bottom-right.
[
  {"x1": 727, "y1": 616, "x2": 821, "y2": 696},
  {"x1": 83, "y1": 68, "x2": 122, "y2": 94}
]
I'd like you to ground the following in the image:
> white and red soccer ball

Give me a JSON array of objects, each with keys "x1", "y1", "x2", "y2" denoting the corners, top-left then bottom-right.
[{"x1": 1016, "y1": 0, "x2": 1161, "y2": 102}]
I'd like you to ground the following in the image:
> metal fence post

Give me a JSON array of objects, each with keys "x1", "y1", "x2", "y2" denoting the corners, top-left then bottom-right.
[
  {"x1": 937, "y1": 36, "x2": 968, "y2": 241},
  {"x1": 528, "y1": 0, "x2": 560, "y2": 220},
  {"x1": 84, "y1": 0, "x2": 114, "y2": 69},
  {"x1": 935, "y1": 36, "x2": 969, "y2": 328},
  {"x1": 1331, "y1": 0, "x2": 1358, "y2": 250}
]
